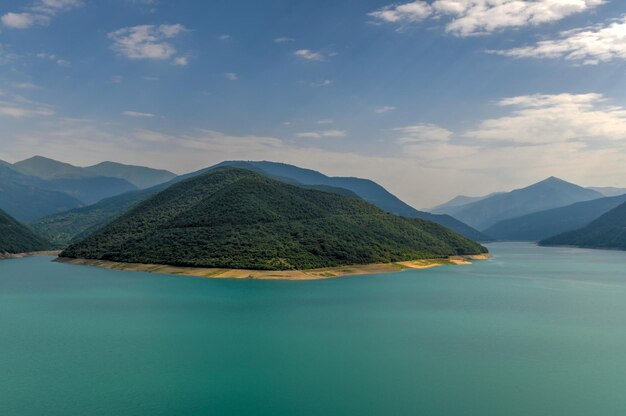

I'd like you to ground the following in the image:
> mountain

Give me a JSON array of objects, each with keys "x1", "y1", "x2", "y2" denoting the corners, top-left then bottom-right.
[
  {"x1": 35, "y1": 161, "x2": 490, "y2": 246},
  {"x1": 14, "y1": 156, "x2": 92, "y2": 179},
  {"x1": 540, "y1": 201, "x2": 626, "y2": 250},
  {"x1": 0, "y1": 209, "x2": 50, "y2": 254},
  {"x1": 484, "y1": 194, "x2": 626, "y2": 241},
  {"x1": 588, "y1": 187, "x2": 626, "y2": 197},
  {"x1": 33, "y1": 187, "x2": 161, "y2": 247},
  {"x1": 0, "y1": 164, "x2": 84, "y2": 222},
  {"x1": 84, "y1": 161, "x2": 177, "y2": 189},
  {"x1": 449, "y1": 177, "x2": 603, "y2": 230},
  {"x1": 429, "y1": 193, "x2": 501, "y2": 215},
  {"x1": 62, "y1": 168, "x2": 487, "y2": 270},
  {"x1": 214, "y1": 161, "x2": 490, "y2": 241}
]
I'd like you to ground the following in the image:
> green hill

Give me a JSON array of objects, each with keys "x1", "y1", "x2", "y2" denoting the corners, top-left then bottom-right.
[
  {"x1": 540, "y1": 202, "x2": 626, "y2": 250},
  {"x1": 62, "y1": 168, "x2": 486, "y2": 270},
  {"x1": 0, "y1": 209, "x2": 50, "y2": 254},
  {"x1": 484, "y1": 194, "x2": 626, "y2": 241},
  {"x1": 34, "y1": 161, "x2": 489, "y2": 246}
]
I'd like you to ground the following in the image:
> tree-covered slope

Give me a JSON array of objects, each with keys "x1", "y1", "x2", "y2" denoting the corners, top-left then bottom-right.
[
  {"x1": 540, "y1": 202, "x2": 626, "y2": 250},
  {"x1": 62, "y1": 168, "x2": 487, "y2": 270},
  {"x1": 485, "y1": 194, "x2": 626, "y2": 241},
  {"x1": 0, "y1": 209, "x2": 50, "y2": 254},
  {"x1": 215, "y1": 161, "x2": 490, "y2": 241}
]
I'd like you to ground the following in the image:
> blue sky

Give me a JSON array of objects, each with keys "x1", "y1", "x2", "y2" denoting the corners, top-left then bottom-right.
[{"x1": 1, "y1": 0, "x2": 626, "y2": 207}]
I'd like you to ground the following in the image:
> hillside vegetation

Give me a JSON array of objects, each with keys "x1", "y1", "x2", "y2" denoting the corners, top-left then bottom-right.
[
  {"x1": 540, "y1": 202, "x2": 626, "y2": 250},
  {"x1": 62, "y1": 168, "x2": 487, "y2": 270},
  {"x1": 0, "y1": 209, "x2": 50, "y2": 254}
]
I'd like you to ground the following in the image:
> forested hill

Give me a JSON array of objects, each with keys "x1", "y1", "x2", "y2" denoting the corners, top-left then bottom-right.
[
  {"x1": 540, "y1": 201, "x2": 626, "y2": 251},
  {"x1": 62, "y1": 168, "x2": 487, "y2": 270},
  {"x1": 0, "y1": 209, "x2": 50, "y2": 254}
]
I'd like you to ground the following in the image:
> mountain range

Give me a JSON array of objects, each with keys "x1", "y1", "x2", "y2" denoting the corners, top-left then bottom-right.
[
  {"x1": 433, "y1": 177, "x2": 603, "y2": 231},
  {"x1": 62, "y1": 168, "x2": 486, "y2": 270},
  {"x1": 0, "y1": 156, "x2": 175, "y2": 221},
  {"x1": 484, "y1": 194, "x2": 626, "y2": 241},
  {"x1": 540, "y1": 201, "x2": 626, "y2": 250},
  {"x1": 34, "y1": 160, "x2": 489, "y2": 246}
]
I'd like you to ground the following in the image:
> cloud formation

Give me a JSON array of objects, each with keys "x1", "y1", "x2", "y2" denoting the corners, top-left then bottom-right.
[
  {"x1": 123, "y1": 111, "x2": 155, "y2": 118},
  {"x1": 394, "y1": 123, "x2": 454, "y2": 143},
  {"x1": 294, "y1": 49, "x2": 324, "y2": 61},
  {"x1": 108, "y1": 24, "x2": 187, "y2": 64},
  {"x1": 295, "y1": 130, "x2": 347, "y2": 138},
  {"x1": 465, "y1": 93, "x2": 626, "y2": 144},
  {"x1": 491, "y1": 16, "x2": 626, "y2": 65},
  {"x1": 369, "y1": 0, "x2": 605, "y2": 36},
  {"x1": 1, "y1": 0, "x2": 82, "y2": 29}
]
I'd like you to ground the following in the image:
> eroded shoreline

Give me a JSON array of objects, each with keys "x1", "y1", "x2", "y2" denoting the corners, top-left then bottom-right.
[
  {"x1": 55, "y1": 254, "x2": 492, "y2": 281},
  {"x1": 0, "y1": 251, "x2": 62, "y2": 260}
]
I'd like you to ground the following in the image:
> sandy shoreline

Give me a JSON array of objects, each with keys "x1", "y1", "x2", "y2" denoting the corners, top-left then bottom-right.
[
  {"x1": 0, "y1": 251, "x2": 62, "y2": 260},
  {"x1": 55, "y1": 254, "x2": 492, "y2": 281}
]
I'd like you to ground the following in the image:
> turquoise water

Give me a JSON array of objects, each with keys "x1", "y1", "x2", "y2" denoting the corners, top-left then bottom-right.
[{"x1": 2, "y1": 243, "x2": 626, "y2": 415}]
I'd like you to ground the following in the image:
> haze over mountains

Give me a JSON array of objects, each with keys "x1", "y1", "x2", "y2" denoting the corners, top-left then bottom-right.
[
  {"x1": 541, "y1": 201, "x2": 626, "y2": 251},
  {"x1": 62, "y1": 168, "x2": 486, "y2": 270},
  {"x1": 0, "y1": 156, "x2": 176, "y2": 221},
  {"x1": 433, "y1": 177, "x2": 604, "y2": 231}
]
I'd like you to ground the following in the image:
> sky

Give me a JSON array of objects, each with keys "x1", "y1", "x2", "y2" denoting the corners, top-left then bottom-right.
[{"x1": 1, "y1": 0, "x2": 626, "y2": 208}]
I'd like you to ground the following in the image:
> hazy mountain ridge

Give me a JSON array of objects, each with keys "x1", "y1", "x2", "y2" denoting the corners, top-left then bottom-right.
[
  {"x1": 540, "y1": 201, "x2": 626, "y2": 250},
  {"x1": 484, "y1": 194, "x2": 626, "y2": 241},
  {"x1": 445, "y1": 177, "x2": 603, "y2": 230},
  {"x1": 62, "y1": 168, "x2": 487, "y2": 270}
]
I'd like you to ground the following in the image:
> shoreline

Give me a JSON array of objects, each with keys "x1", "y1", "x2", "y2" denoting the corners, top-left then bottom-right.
[
  {"x1": 0, "y1": 250, "x2": 62, "y2": 260},
  {"x1": 55, "y1": 254, "x2": 492, "y2": 281}
]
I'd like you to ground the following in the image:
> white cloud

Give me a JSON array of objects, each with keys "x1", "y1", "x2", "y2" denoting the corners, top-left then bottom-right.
[
  {"x1": 317, "y1": 119, "x2": 334, "y2": 124},
  {"x1": 108, "y1": 24, "x2": 188, "y2": 64},
  {"x1": 218, "y1": 34, "x2": 231, "y2": 41},
  {"x1": 491, "y1": 17, "x2": 626, "y2": 65},
  {"x1": 294, "y1": 49, "x2": 324, "y2": 61},
  {"x1": 375, "y1": 106, "x2": 397, "y2": 113},
  {"x1": 394, "y1": 123, "x2": 454, "y2": 143},
  {"x1": 173, "y1": 56, "x2": 188, "y2": 66},
  {"x1": 295, "y1": 130, "x2": 347, "y2": 138},
  {"x1": 123, "y1": 111, "x2": 155, "y2": 118},
  {"x1": 369, "y1": 0, "x2": 605, "y2": 37},
  {"x1": 274, "y1": 37, "x2": 295, "y2": 43},
  {"x1": 0, "y1": 96, "x2": 54, "y2": 118},
  {"x1": 12, "y1": 82, "x2": 39, "y2": 90},
  {"x1": 465, "y1": 93, "x2": 626, "y2": 144},
  {"x1": 309, "y1": 79, "x2": 333, "y2": 87},
  {"x1": 1, "y1": 0, "x2": 81, "y2": 29},
  {"x1": 36, "y1": 52, "x2": 70, "y2": 66},
  {"x1": 224, "y1": 72, "x2": 238, "y2": 81}
]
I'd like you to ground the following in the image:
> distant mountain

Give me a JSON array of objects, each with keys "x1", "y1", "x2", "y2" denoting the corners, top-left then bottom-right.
[
  {"x1": 215, "y1": 161, "x2": 490, "y2": 241},
  {"x1": 430, "y1": 193, "x2": 501, "y2": 215},
  {"x1": 14, "y1": 156, "x2": 93, "y2": 179},
  {"x1": 62, "y1": 168, "x2": 487, "y2": 270},
  {"x1": 540, "y1": 201, "x2": 626, "y2": 250},
  {"x1": 84, "y1": 161, "x2": 176, "y2": 189},
  {"x1": 44, "y1": 176, "x2": 138, "y2": 205},
  {"x1": 0, "y1": 209, "x2": 50, "y2": 254},
  {"x1": 449, "y1": 177, "x2": 603, "y2": 230},
  {"x1": 0, "y1": 164, "x2": 84, "y2": 222},
  {"x1": 588, "y1": 187, "x2": 626, "y2": 197},
  {"x1": 484, "y1": 194, "x2": 626, "y2": 241}
]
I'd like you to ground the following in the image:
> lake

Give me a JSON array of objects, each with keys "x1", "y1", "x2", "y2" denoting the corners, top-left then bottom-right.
[{"x1": 2, "y1": 242, "x2": 626, "y2": 415}]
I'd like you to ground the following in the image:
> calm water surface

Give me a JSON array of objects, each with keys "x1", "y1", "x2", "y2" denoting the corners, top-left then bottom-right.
[{"x1": 2, "y1": 242, "x2": 626, "y2": 415}]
